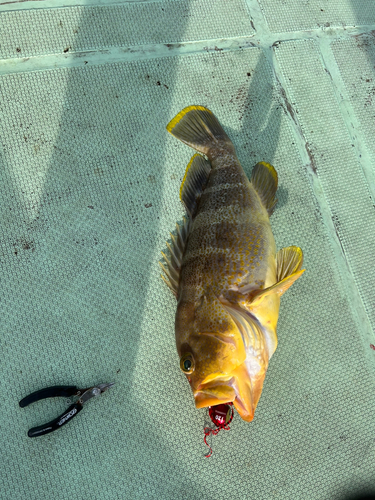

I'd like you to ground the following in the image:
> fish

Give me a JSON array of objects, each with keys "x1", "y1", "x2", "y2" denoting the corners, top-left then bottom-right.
[{"x1": 160, "y1": 105, "x2": 304, "y2": 422}]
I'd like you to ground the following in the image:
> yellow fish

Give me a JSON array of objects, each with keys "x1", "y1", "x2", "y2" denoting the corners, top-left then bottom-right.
[{"x1": 160, "y1": 105, "x2": 304, "y2": 422}]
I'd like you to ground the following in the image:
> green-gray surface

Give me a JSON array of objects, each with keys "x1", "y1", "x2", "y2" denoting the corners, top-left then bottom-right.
[{"x1": 1, "y1": 1, "x2": 375, "y2": 499}]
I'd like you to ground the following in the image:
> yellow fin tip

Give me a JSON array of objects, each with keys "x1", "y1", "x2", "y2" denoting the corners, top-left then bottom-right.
[
  {"x1": 166, "y1": 105, "x2": 211, "y2": 133},
  {"x1": 179, "y1": 153, "x2": 201, "y2": 200},
  {"x1": 257, "y1": 161, "x2": 278, "y2": 181}
]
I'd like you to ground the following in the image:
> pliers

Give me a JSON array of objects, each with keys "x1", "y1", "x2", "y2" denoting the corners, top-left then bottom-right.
[{"x1": 19, "y1": 382, "x2": 115, "y2": 437}]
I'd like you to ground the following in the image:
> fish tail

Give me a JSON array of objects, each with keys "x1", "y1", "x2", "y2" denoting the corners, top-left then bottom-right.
[{"x1": 166, "y1": 105, "x2": 231, "y2": 157}]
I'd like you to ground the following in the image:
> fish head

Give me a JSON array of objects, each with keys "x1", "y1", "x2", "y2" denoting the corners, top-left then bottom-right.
[
  {"x1": 176, "y1": 297, "x2": 272, "y2": 421},
  {"x1": 175, "y1": 297, "x2": 247, "y2": 408}
]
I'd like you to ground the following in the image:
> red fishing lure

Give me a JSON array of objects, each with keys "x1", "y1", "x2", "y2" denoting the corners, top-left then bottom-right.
[{"x1": 204, "y1": 403, "x2": 234, "y2": 457}]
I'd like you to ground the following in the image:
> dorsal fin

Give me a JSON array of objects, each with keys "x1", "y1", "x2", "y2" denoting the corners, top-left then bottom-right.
[
  {"x1": 251, "y1": 161, "x2": 278, "y2": 216},
  {"x1": 180, "y1": 154, "x2": 211, "y2": 218},
  {"x1": 159, "y1": 216, "x2": 191, "y2": 298},
  {"x1": 276, "y1": 246, "x2": 304, "y2": 282}
]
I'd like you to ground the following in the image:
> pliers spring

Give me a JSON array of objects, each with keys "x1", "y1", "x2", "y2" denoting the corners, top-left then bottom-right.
[{"x1": 19, "y1": 383, "x2": 115, "y2": 437}]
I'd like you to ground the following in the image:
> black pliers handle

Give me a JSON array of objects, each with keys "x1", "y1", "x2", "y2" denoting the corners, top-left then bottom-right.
[{"x1": 19, "y1": 383, "x2": 114, "y2": 437}]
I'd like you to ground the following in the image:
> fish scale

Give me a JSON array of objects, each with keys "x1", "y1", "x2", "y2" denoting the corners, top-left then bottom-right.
[
  {"x1": 183, "y1": 194, "x2": 269, "y2": 295},
  {"x1": 161, "y1": 105, "x2": 305, "y2": 422}
]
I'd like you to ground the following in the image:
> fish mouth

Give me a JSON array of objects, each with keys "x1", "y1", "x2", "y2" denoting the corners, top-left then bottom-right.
[
  {"x1": 194, "y1": 378, "x2": 236, "y2": 408},
  {"x1": 193, "y1": 363, "x2": 267, "y2": 420},
  {"x1": 230, "y1": 362, "x2": 267, "y2": 422}
]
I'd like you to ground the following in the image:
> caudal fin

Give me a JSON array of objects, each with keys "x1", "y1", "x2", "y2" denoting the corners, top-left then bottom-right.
[{"x1": 166, "y1": 105, "x2": 230, "y2": 157}]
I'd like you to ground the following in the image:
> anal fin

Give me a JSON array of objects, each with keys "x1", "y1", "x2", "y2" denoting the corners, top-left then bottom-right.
[{"x1": 251, "y1": 162, "x2": 278, "y2": 216}]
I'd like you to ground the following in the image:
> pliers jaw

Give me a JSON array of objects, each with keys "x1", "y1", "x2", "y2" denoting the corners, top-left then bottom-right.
[
  {"x1": 79, "y1": 383, "x2": 115, "y2": 404},
  {"x1": 19, "y1": 382, "x2": 115, "y2": 437}
]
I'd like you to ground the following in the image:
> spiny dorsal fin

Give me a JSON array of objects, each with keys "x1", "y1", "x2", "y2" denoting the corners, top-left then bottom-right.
[
  {"x1": 159, "y1": 216, "x2": 191, "y2": 298},
  {"x1": 276, "y1": 246, "x2": 304, "y2": 282},
  {"x1": 251, "y1": 161, "x2": 278, "y2": 216},
  {"x1": 180, "y1": 154, "x2": 211, "y2": 218}
]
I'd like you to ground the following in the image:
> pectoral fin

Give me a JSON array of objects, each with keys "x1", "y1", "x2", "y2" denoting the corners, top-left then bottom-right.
[{"x1": 220, "y1": 301, "x2": 264, "y2": 351}]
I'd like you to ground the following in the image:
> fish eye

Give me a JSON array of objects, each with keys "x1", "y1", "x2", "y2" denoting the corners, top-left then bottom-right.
[{"x1": 180, "y1": 353, "x2": 194, "y2": 374}]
